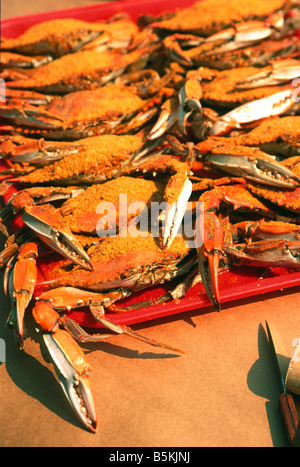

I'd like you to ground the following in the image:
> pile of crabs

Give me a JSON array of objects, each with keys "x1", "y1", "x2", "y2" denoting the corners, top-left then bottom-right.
[{"x1": 0, "y1": 0, "x2": 300, "y2": 432}]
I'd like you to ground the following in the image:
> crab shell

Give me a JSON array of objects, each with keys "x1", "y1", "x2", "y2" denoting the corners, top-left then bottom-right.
[
  {"x1": 6, "y1": 47, "x2": 150, "y2": 94},
  {"x1": 149, "y1": 0, "x2": 291, "y2": 36},
  {"x1": 210, "y1": 116, "x2": 300, "y2": 156},
  {"x1": 36, "y1": 234, "x2": 191, "y2": 293},
  {"x1": 1, "y1": 84, "x2": 158, "y2": 140},
  {"x1": 9, "y1": 134, "x2": 159, "y2": 185},
  {"x1": 58, "y1": 176, "x2": 165, "y2": 236},
  {"x1": 173, "y1": 36, "x2": 300, "y2": 70},
  {"x1": 1, "y1": 16, "x2": 139, "y2": 58},
  {"x1": 201, "y1": 65, "x2": 294, "y2": 108}
]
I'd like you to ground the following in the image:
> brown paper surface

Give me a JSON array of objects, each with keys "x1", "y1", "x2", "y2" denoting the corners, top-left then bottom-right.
[{"x1": 1, "y1": 281, "x2": 300, "y2": 447}]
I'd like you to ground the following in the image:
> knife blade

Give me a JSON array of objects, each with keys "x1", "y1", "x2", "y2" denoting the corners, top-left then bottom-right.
[{"x1": 265, "y1": 321, "x2": 300, "y2": 447}]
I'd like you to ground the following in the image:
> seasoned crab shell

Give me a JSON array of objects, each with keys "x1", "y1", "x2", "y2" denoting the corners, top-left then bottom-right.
[
  {"x1": 1, "y1": 84, "x2": 154, "y2": 140},
  {"x1": 211, "y1": 116, "x2": 300, "y2": 156},
  {"x1": 11, "y1": 134, "x2": 151, "y2": 185},
  {"x1": 1, "y1": 17, "x2": 139, "y2": 58},
  {"x1": 40, "y1": 234, "x2": 191, "y2": 292},
  {"x1": 149, "y1": 0, "x2": 291, "y2": 36},
  {"x1": 59, "y1": 176, "x2": 166, "y2": 235},
  {"x1": 201, "y1": 65, "x2": 293, "y2": 108},
  {"x1": 6, "y1": 47, "x2": 149, "y2": 94}
]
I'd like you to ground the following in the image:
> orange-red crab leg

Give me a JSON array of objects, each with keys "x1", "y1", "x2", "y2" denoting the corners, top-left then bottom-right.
[
  {"x1": 209, "y1": 89, "x2": 295, "y2": 136},
  {"x1": 36, "y1": 287, "x2": 184, "y2": 354},
  {"x1": 8, "y1": 242, "x2": 38, "y2": 348},
  {"x1": 32, "y1": 301, "x2": 97, "y2": 433}
]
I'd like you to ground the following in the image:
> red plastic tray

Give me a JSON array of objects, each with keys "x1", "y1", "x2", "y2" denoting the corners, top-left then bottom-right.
[{"x1": 2, "y1": 0, "x2": 300, "y2": 329}]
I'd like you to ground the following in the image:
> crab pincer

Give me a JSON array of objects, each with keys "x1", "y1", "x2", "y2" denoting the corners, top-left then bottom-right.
[
  {"x1": 8, "y1": 242, "x2": 38, "y2": 347},
  {"x1": 195, "y1": 140, "x2": 300, "y2": 188},
  {"x1": 22, "y1": 204, "x2": 94, "y2": 270},
  {"x1": 6, "y1": 187, "x2": 93, "y2": 270},
  {"x1": 147, "y1": 77, "x2": 202, "y2": 138},
  {"x1": 223, "y1": 238, "x2": 300, "y2": 270},
  {"x1": 235, "y1": 59, "x2": 300, "y2": 89},
  {"x1": 32, "y1": 301, "x2": 97, "y2": 433},
  {"x1": 208, "y1": 89, "x2": 296, "y2": 136},
  {"x1": 127, "y1": 153, "x2": 193, "y2": 249}
]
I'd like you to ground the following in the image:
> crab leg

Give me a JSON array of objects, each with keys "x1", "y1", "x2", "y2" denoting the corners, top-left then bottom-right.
[
  {"x1": 208, "y1": 89, "x2": 295, "y2": 136},
  {"x1": 7, "y1": 242, "x2": 38, "y2": 347},
  {"x1": 147, "y1": 96, "x2": 179, "y2": 140},
  {"x1": 36, "y1": 287, "x2": 184, "y2": 353},
  {"x1": 3, "y1": 88, "x2": 55, "y2": 105},
  {"x1": 177, "y1": 78, "x2": 203, "y2": 134},
  {"x1": 89, "y1": 305, "x2": 184, "y2": 354},
  {"x1": 32, "y1": 302, "x2": 97, "y2": 433},
  {"x1": 0, "y1": 103, "x2": 64, "y2": 129}
]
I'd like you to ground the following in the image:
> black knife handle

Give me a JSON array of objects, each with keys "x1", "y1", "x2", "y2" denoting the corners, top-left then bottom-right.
[{"x1": 279, "y1": 393, "x2": 300, "y2": 447}]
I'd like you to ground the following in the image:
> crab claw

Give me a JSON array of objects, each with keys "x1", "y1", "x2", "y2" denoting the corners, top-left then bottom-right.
[
  {"x1": 1, "y1": 136, "x2": 83, "y2": 165},
  {"x1": 127, "y1": 153, "x2": 192, "y2": 249},
  {"x1": 205, "y1": 20, "x2": 272, "y2": 56},
  {"x1": 33, "y1": 301, "x2": 97, "y2": 432},
  {"x1": 0, "y1": 103, "x2": 63, "y2": 129},
  {"x1": 178, "y1": 78, "x2": 202, "y2": 134},
  {"x1": 43, "y1": 331, "x2": 97, "y2": 432},
  {"x1": 197, "y1": 211, "x2": 224, "y2": 312},
  {"x1": 8, "y1": 242, "x2": 38, "y2": 348},
  {"x1": 22, "y1": 204, "x2": 93, "y2": 270},
  {"x1": 147, "y1": 96, "x2": 179, "y2": 140},
  {"x1": 235, "y1": 59, "x2": 300, "y2": 89},
  {"x1": 163, "y1": 175, "x2": 193, "y2": 249},
  {"x1": 209, "y1": 90, "x2": 294, "y2": 136},
  {"x1": 224, "y1": 238, "x2": 300, "y2": 269},
  {"x1": 196, "y1": 140, "x2": 300, "y2": 188}
]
